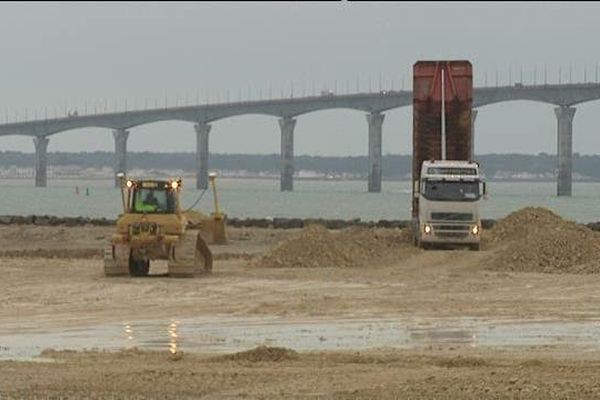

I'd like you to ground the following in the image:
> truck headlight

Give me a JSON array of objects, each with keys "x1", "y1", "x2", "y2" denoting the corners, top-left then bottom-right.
[
  {"x1": 471, "y1": 225, "x2": 480, "y2": 235},
  {"x1": 423, "y1": 224, "x2": 432, "y2": 234}
]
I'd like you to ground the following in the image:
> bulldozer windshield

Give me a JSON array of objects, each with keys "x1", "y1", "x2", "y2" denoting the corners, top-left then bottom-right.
[{"x1": 131, "y1": 188, "x2": 175, "y2": 214}]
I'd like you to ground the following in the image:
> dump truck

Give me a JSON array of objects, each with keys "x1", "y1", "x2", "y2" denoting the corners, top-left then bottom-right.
[
  {"x1": 411, "y1": 60, "x2": 486, "y2": 250},
  {"x1": 104, "y1": 173, "x2": 226, "y2": 277}
]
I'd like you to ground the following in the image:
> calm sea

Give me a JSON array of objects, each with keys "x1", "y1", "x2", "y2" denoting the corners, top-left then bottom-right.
[{"x1": 1, "y1": 178, "x2": 599, "y2": 222}]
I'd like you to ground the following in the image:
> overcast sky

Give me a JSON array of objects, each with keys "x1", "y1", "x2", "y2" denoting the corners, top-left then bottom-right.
[{"x1": 1, "y1": 1, "x2": 599, "y2": 156}]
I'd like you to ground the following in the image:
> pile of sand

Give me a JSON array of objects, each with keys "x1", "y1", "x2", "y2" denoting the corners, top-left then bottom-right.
[
  {"x1": 487, "y1": 207, "x2": 600, "y2": 274},
  {"x1": 256, "y1": 224, "x2": 413, "y2": 269},
  {"x1": 211, "y1": 345, "x2": 299, "y2": 362},
  {"x1": 487, "y1": 207, "x2": 568, "y2": 244}
]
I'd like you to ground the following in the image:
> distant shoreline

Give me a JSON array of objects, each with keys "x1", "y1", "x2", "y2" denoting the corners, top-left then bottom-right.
[{"x1": 3, "y1": 152, "x2": 600, "y2": 182}]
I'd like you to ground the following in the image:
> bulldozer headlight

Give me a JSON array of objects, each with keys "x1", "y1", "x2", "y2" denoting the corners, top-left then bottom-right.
[
  {"x1": 471, "y1": 225, "x2": 480, "y2": 235},
  {"x1": 423, "y1": 224, "x2": 432, "y2": 235},
  {"x1": 126, "y1": 180, "x2": 134, "y2": 189},
  {"x1": 171, "y1": 181, "x2": 180, "y2": 189}
]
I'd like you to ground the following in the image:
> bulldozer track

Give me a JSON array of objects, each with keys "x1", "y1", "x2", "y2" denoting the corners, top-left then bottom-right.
[{"x1": 103, "y1": 242, "x2": 130, "y2": 276}]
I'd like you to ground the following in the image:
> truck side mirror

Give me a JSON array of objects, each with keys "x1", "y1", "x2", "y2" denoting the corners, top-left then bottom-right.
[
  {"x1": 116, "y1": 172, "x2": 127, "y2": 187},
  {"x1": 413, "y1": 180, "x2": 420, "y2": 198}
]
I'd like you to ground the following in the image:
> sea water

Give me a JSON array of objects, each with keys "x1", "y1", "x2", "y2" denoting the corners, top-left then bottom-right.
[{"x1": 1, "y1": 178, "x2": 599, "y2": 222}]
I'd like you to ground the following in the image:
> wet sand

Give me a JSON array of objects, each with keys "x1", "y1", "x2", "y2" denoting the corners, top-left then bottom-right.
[
  {"x1": 3, "y1": 347, "x2": 600, "y2": 399},
  {"x1": 3, "y1": 224, "x2": 600, "y2": 398}
]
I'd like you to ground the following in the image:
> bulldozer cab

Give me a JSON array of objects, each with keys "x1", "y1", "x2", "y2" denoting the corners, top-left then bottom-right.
[
  {"x1": 119, "y1": 178, "x2": 183, "y2": 215},
  {"x1": 132, "y1": 185, "x2": 175, "y2": 214}
]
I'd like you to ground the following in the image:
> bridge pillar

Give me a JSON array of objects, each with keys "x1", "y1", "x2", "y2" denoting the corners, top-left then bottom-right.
[
  {"x1": 113, "y1": 128, "x2": 129, "y2": 187},
  {"x1": 470, "y1": 109, "x2": 478, "y2": 160},
  {"x1": 195, "y1": 122, "x2": 211, "y2": 190},
  {"x1": 367, "y1": 112, "x2": 385, "y2": 192},
  {"x1": 555, "y1": 106, "x2": 576, "y2": 196},
  {"x1": 279, "y1": 117, "x2": 296, "y2": 191},
  {"x1": 33, "y1": 136, "x2": 49, "y2": 187}
]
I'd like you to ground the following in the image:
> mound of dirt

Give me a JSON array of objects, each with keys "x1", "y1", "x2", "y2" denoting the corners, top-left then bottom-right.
[
  {"x1": 255, "y1": 224, "x2": 413, "y2": 269},
  {"x1": 487, "y1": 207, "x2": 600, "y2": 274},
  {"x1": 211, "y1": 345, "x2": 299, "y2": 362},
  {"x1": 487, "y1": 207, "x2": 568, "y2": 244}
]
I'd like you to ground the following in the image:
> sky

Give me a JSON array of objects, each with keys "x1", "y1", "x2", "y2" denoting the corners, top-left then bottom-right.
[{"x1": 1, "y1": 1, "x2": 599, "y2": 156}]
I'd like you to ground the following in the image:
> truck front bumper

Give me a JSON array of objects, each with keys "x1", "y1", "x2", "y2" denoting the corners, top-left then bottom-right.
[{"x1": 419, "y1": 222, "x2": 481, "y2": 244}]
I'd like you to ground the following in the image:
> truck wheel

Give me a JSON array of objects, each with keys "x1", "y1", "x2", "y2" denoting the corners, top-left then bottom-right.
[
  {"x1": 469, "y1": 243, "x2": 481, "y2": 251},
  {"x1": 129, "y1": 258, "x2": 150, "y2": 277}
]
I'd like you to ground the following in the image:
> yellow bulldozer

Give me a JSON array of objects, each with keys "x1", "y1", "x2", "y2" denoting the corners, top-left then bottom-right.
[{"x1": 103, "y1": 173, "x2": 227, "y2": 277}]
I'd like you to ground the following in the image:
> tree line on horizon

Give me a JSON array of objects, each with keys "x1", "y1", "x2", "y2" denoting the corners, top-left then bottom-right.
[{"x1": 0, "y1": 151, "x2": 599, "y2": 180}]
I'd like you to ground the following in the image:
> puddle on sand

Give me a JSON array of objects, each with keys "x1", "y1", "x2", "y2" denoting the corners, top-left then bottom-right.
[{"x1": 2, "y1": 316, "x2": 600, "y2": 360}]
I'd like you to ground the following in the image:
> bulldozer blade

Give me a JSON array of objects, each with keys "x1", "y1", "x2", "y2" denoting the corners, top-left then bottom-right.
[
  {"x1": 209, "y1": 217, "x2": 228, "y2": 245},
  {"x1": 168, "y1": 231, "x2": 212, "y2": 277}
]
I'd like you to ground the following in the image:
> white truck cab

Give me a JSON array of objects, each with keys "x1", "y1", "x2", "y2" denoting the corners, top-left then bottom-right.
[{"x1": 413, "y1": 160, "x2": 486, "y2": 250}]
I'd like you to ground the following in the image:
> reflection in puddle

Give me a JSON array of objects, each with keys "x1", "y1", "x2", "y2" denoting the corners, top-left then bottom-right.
[
  {"x1": 123, "y1": 323, "x2": 135, "y2": 346},
  {"x1": 121, "y1": 320, "x2": 182, "y2": 355},
  {"x1": 168, "y1": 320, "x2": 180, "y2": 356},
  {"x1": 3, "y1": 317, "x2": 600, "y2": 360}
]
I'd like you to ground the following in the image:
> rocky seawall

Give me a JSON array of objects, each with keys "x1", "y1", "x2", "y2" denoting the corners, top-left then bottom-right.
[
  {"x1": 3, "y1": 214, "x2": 600, "y2": 231},
  {"x1": 0, "y1": 214, "x2": 492, "y2": 230}
]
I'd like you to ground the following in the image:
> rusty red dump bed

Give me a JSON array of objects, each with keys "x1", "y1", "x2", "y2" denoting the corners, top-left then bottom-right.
[{"x1": 412, "y1": 60, "x2": 473, "y2": 218}]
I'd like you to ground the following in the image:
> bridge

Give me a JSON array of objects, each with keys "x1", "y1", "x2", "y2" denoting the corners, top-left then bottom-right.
[{"x1": 2, "y1": 82, "x2": 600, "y2": 196}]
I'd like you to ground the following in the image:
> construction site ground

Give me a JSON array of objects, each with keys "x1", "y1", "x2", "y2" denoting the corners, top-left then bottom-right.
[{"x1": 3, "y1": 216, "x2": 600, "y2": 398}]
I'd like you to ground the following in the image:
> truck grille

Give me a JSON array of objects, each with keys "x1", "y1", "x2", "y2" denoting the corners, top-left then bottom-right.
[
  {"x1": 432, "y1": 223, "x2": 472, "y2": 239},
  {"x1": 431, "y1": 212, "x2": 473, "y2": 221},
  {"x1": 435, "y1": 225, "x2": 469, "y2": 231},
  {"x1": 436, "y1": 231, "x2": 470, "y2": 239}
]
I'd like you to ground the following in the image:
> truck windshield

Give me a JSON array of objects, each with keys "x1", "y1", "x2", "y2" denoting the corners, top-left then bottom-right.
[
  {"x1": 423, "y1": 180, "x2": 480, "y2": 202},
  {"x1": 132, "y1": 188, "x2": 175, "y2": 213}
]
